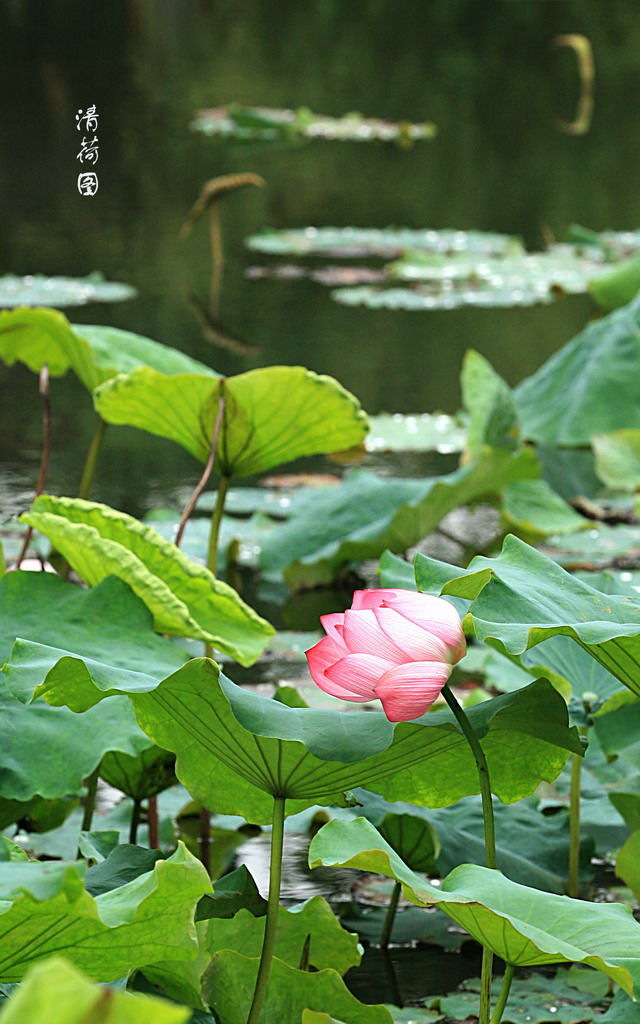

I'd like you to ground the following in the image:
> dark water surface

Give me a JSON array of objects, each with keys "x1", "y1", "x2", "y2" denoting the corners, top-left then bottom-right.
[{"x1": 1, "y1": 0, "x2": 640, "y2": 512}]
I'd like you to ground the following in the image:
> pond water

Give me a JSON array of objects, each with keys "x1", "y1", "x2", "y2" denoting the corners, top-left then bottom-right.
[
  {"x1": 2, "y1": 1, "x2": 639, "y2": 1010},
  {"x1": 2, "y1": 0, "x2": 640, "y2": 516}
]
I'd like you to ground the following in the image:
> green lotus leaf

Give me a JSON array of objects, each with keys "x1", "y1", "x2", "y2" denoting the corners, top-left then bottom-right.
[
  {"x1": 520, "y1": 635, "x2": 623, "y2": 706},
  {"x1": 616, "y1": 831, "x2": 640, "y2": 900},
  {"x1": 20, "y1": 495, "x2": 274, "y2": 664},
  {"x1": 589, "y1": 253, "x2": 640, "y2": 312},
  {"x1": 502, "y1": 479, "x2": 590, "y2": 540},
  {"x1": 461, "y1": 350, "x2": 519, "y2": 456},
  {"x1": 592, "y1": 429, "x2": 640, "y2": 491},
  {"x1": 355, "y1": 790, "x2": 590, "y2": 893},
  {"x1": 0, "y1": 859, "x2": 87, "y2": 903},
  {"x1": 415, "y1": 534, "x2": 640, "y2": 697},
  {"x1": 0, "y1": 843, "x2": 210, "y2": 981},
  {"x1": 0, "y1": 307, "x2": 214, "y2": 390},
  {"x1": 202, "y1": 950, "x2": 392, "y2": 1024},
  {"x1": 260, "y1": 448, "x2": 538, "y2": 587},
  {"x1": 84, "y1": 845, "x2": 164, "y2": 897},
  {"x1": 196, "y1": 865, "x2": 267, "y2": 921},
  {"x1": 309, "y1": 818, "x2": 640, "y2": 997},
  {"x1": 0, "y1": 956, "x2": 191, "y2": 1024},
  {"x1": 0, "y1": 838, "x2": 28, "y2": 863},
  {"x1": 203, "y1": 895, "x2": 360, "y2": 975},
  {"x1": 0, "y1": 571, "x2": 185, "y2": 807},
  {"x1": 24, "y1": 648, "x2": 581, "y2": 822},
  {"x1": 100, "y1": 745, "x2": 176, "y2": 801},
  {"x1": 514, "y1": 293, "x2": 640, "y2": 445},
  {"x1": 93, "y1": 364, "x2": 369, "y2": 474}
]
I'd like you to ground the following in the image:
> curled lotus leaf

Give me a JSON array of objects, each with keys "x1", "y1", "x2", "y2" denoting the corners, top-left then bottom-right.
[{"x1": 93, "y1": 365, "x2": 369, "y2": 475}]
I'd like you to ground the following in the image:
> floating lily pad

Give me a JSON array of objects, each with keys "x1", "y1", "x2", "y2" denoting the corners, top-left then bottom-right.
[
  {"x1": 246, "y1": 227, "x2": 519, "y2": 260},
  {"x1": 0, "y1": 273, "x2": 136, "y2": 309},
  {"x1": 541, "y1": 524, "x2": 640, "y2": 570},
  {"x1": 192, "y1": 104, "x2": 436, "y2": 145},
  {"x1": 365, "y1": 413, "x2": 467, "y2": 454},
  {"x1": 331, "y1": 252, "x2": 603, "y2": 311},
  {"x1": 437, "y1": 972, "x2": 605, "y2": 1024}
]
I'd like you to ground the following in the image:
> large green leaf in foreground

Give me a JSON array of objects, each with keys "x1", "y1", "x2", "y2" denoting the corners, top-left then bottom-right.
[
  {"x1": 260, "y1": 448, "x2": 538, "y2": 587},
  {"x1": 20, "y1": 650, "x2": 581, "y2": 822},
  {"x1": 0, "y1": 307, "x2": 214, "y2": 390},
  {"x1": 514, "y1": 292, "x2": 640, "y2": 445},
  {"x1": 309, "y1": 818, "x2": 640, "y2": 998},
  {"x1": 202, "y1": 950, "x2": 391, "y2": 1024},
  {"x1": 415, "y1": 534, "x2": 640, "y2": 697},
  {"x1": 0, "y1": 957, "x2": 190, "y2": 1024},
  {"x1": 93, "y1": 364, "x2": 369, "y2": 473},
  {"x1": 21, "y1": 495, "x2": 273, "y2": 664},
  {"x1": 0, "y1": 573, "x2": 184, "y2": 804},
  {"x1": 0, "y1": 844, "x2": 210, "y2": 981}
]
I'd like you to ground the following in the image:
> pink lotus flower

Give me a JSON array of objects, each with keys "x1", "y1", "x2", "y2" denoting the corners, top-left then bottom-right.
[{"x1": 305, "y1": 588, "x2": 466, "y2": 722}]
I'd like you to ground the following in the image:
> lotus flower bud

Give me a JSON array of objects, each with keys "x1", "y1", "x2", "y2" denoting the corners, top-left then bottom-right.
[{"x1": 305, "y1": 588, "x2": 466, "y2": 722}]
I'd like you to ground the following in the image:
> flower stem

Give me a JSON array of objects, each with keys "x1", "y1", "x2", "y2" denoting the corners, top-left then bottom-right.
[
  {"x1": 441, "y1": 683, "x2": 496, "y2": 1024},
  {"x1": 247, "y1": 794, "x2": 286, "y2": 1024},
  {"x1": 379, "y1": 880, "x2": 402, "y2": 948},
  {"x1": 80, "y1": 767, "x2": 100, "y2": 834},
  {"x1": 78, "y1": 417, "x2": 107, "y2": 500},
  {"x1": 489, "y1": 964, "x2": 515, "y2": 1024},
  {"x1": 147, "y1": 795, "x2": 159, "y2": 849},
  {"x1": 568, "y1": 727, "x2": 587, "y2": 898},
  {"x1": 175, "y1": 397, "x2": 225, "y2": 550},
  {"x1": 16, "y1": 364, "x2": 51, "y2": 569},
  {"x1": 207, "y1": 473, "x2": 230, "y2": 578},
  {"x1": 441, "y1": 684, "x2": 496, "y2": 868},
  {"x1": 129, "y1": 798, "x2": 142, "y2": 845},
  {"x1": 205, "y1": 472, "x2": 231, "y2": 660}
]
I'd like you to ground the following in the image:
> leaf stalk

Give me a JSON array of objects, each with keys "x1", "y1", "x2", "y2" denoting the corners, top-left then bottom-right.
[
  {"x1": 441, "y1": 683, "x2": 496, "y2": 1024},
  {"x1": 247, "y1": 794, "x2": 286, "y2": 1024}
]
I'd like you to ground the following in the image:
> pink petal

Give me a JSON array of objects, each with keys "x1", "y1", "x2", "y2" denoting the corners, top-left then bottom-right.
[
  {"x1": 306, "y1": 635, "x2": 345, "y2": 682},
  {"x1": 341, "y1": 609, "x2": 407, "y2": 663},
  {"x1": 381, "y1": 592, "x2": 466, "y2": 663},
  {"x1": 374, "y1": 661, "x2": 452, "y2": 722},
  {"x1": 373, "y1": 606, "x2": 454, "y2": 663},
  {"x1": 325, "y1": 653, "x2": 396, "y2": 698},
  {"x1": 351, "y1": 590, "x2": 385, "y2": 611},
  {"x1": 319, "y1": 612, "x2": 348, "y2": 654},
  {"x1": 306, "y1": 638, "x2": 370, "y2": 702}
]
